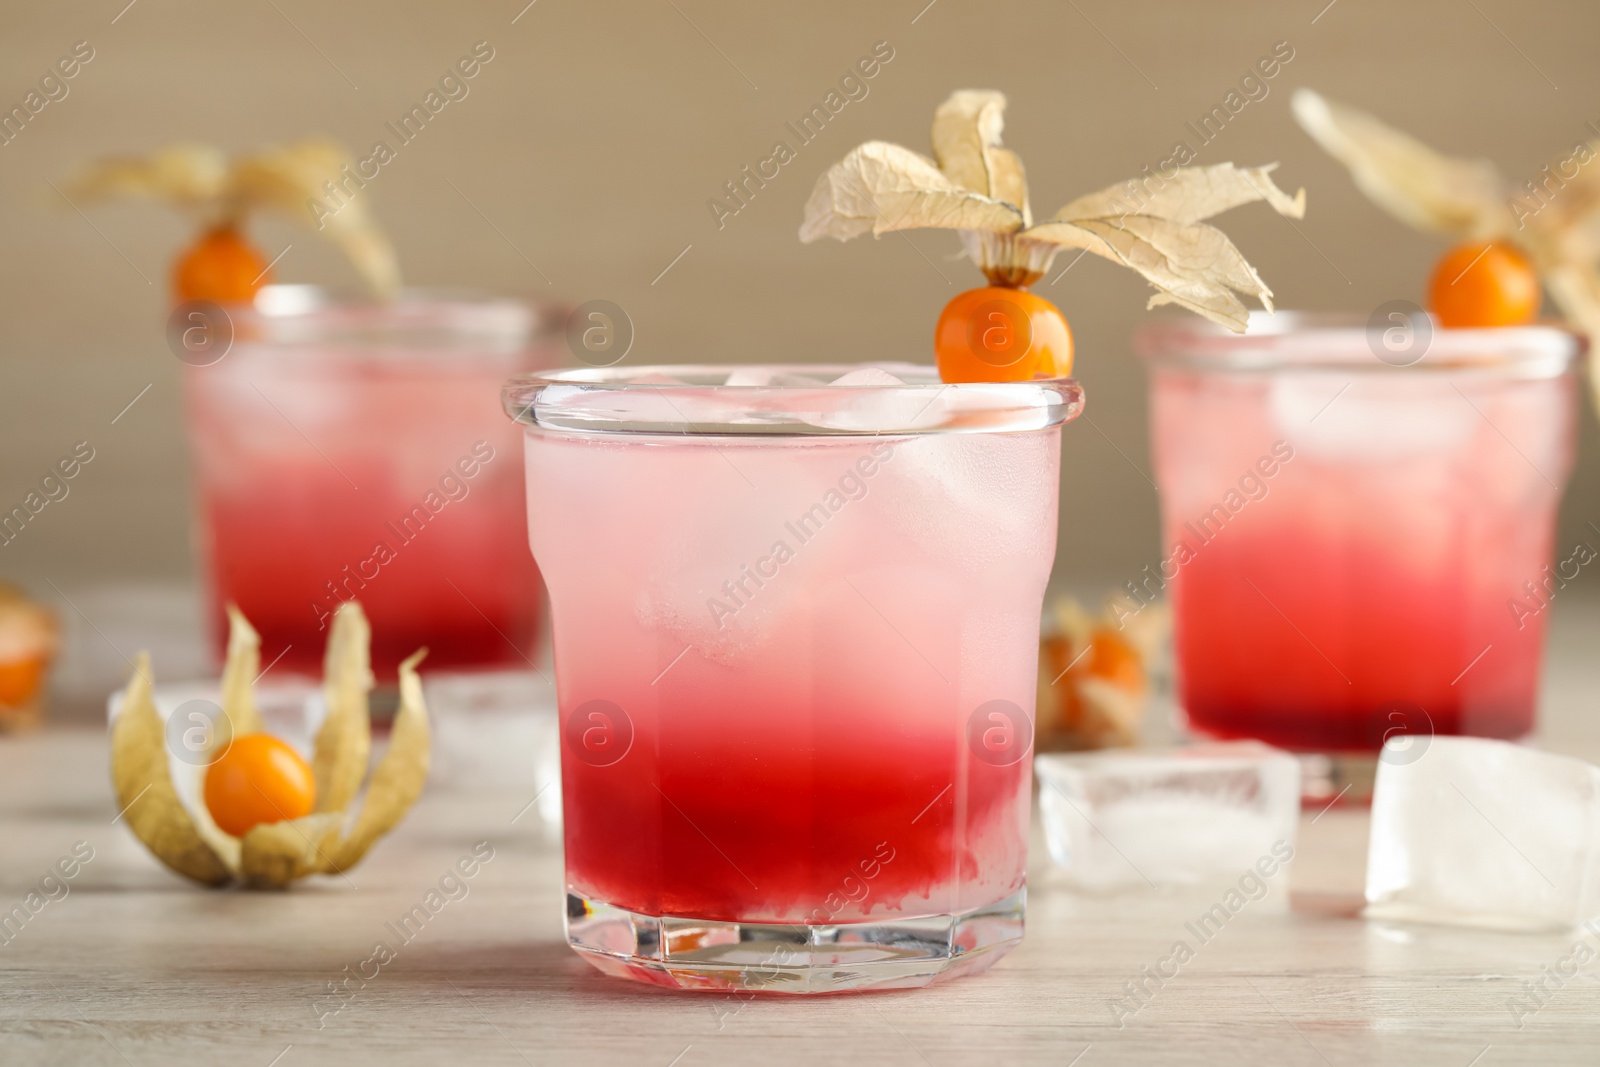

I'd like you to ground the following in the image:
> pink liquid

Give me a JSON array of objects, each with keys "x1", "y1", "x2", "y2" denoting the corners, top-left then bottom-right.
[
  {"x1": 185, "y1": 333, "x2": 544, "y2": 677},
  {"x1": 1149, "y1": 362, "x2": 1575, "y2": 751},
  {"x1": 523, "y1": 427, "x2": 1060, "y2": 923}
]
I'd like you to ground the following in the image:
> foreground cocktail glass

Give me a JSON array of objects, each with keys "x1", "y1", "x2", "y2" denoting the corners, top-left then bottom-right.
[
  {"x1": 185, "y1": 287, "x2": 559, "y2": 676},
  {"x1": 1137, "y1": 314, "x2": 1579, "y2": 767},
  {"x1": 503, "y1": 364, "x2": 1082, "y2": 992}
]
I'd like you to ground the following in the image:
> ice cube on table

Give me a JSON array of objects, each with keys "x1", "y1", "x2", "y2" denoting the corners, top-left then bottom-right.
[
  {"x1": 1365, "y1": 737, "x2": 1600, "y2": 932},
  {"x1": 1035, "y1": 743, "x2": 1301, "y2": 892},
  {"x1": 424, "y1": 669, "x2": 562, "y2": 826}
]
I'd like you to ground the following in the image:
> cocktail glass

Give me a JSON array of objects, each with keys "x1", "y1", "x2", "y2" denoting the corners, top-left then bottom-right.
[
  {"x1": 1136, "y1": 313, "x2": 1580, "y2": 791},
  {"x1": 184, "y1": 286, "x2": 561, "y2": 677},
  {"x1": 503, "y1": 364, "x2": 1082, "y2": 992}
]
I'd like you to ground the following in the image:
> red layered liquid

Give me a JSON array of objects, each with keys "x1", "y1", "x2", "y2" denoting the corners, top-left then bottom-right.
[
  {"x1": 198, "y1": 464, "x2": 539, "y2": 676},
  {"x1": 1173, "y1": 529, "x2": 1548, "y2": 750},
  {"x1": 561, "y1": 689, "x2": 1028, "y2": 923}
]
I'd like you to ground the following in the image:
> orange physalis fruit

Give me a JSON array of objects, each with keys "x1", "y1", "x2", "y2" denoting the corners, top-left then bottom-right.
[
  {"x1": 203, "y1": 732, "x2": 316, "y2": 837},
  {"x1": 0, "y1": 658, "x2": 50, "y2": 709},
  {"x1": 935, "y1": 286, "x2": 1074, "y2": 383},
  {"x1": 173, "y1": 225, "x2": 272, "y2": 304},
  {"x1": 1427, "y1": 241, "x2": 1540, "y2": 329}
]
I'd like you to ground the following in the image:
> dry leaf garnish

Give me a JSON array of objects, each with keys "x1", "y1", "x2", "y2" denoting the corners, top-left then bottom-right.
[
  {"x1": 801, "y1": 88, "x2": 1305, "y2": 332},
  {"x1": 1035, "y1": 596, "x2": 1167, "y2": 751},
  {"x1": 67, "y1": 140, "x2": 399, "y2": 297},
  {"x1": 1293, "y1": 88, "x2": 1600, "y2": 401},
  {"x1": 109, "y1": 601, "x2": 430, "y2": 889}
]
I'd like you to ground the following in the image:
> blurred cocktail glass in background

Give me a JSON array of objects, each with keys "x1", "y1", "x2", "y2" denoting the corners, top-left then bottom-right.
[
  {"x1": 1137, "y1": 313, "x2": 1580, "y2": 788},
  {"x1": 184, "y1": 286, "x2": 561, "y2": 677}
]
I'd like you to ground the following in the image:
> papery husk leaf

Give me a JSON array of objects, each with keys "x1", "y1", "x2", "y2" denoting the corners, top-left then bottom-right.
[
  {"x1": 932, "y1": 90, "x2": 1031, "y2": 225},
  {"x1": 1026, "y1": 216, "x2": 1268, "y2": 332},
  {"x1": 66, "y1": 144, "x2": 231, "y2": 212},
  {"x1": 1291, "y1": 89, "x2": 1508, "y2": 238},
  {"x1": 1052, "y1": 162, "x2": 1304, "y2": 227},
  {"x1": 1543, "y1": 265, "x2": 1600, "y2": 413},
  {"x1": 215, "y1": 605, "x2": 262, "y2": 752},
  {"x1": 230, "y1": 140, "x2": 401, "y2": 297},
  {"x1": 312, "y1": 601, "x2": 372, "y2": 814},
  {"x1": 799, "y1": 141, "x2": 1025, "y2": 243},
  {"x1": 110, "y1": 654, "x2": 234, "y2": 886},
  {"x1": 324, "y1": 649, "x2": 430, "y2": 873},
  {"x1": 1073, "y1": 675, "x2": 1145, "y2": 750},
  {"x1": 240, "y1": 813, "x2": 345, "y2": 887},
  {"x1": 1518, "y1": 143, "x2": 1600, "y2": 264}
]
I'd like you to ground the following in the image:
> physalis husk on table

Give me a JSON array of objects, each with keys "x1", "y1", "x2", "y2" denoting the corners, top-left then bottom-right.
[{"x1": 109, "y1": 601, "x2": 430, "y2": 888}]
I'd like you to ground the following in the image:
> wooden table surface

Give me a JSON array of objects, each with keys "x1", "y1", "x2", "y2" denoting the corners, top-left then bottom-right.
[{"x1": 4, "y1": 598, "x2": 1600, "y2": 1067}]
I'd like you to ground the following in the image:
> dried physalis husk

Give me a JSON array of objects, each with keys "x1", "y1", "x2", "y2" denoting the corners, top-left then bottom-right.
[
  {"x1": 231, "y1": 140, "x2": 400, "y2": 298},
  {"x1": 240, "y1": 813, "x2": 344, "y2": 888},
  {"x1": 1293, "y1": 87, "x2": 1600, "y2": 403},
  {"x1": 802, "y1": 88, "x2": 1305, "y2": 330},
  {"x1": 67, "y1": 139, "x2": 399, "y2": 298},
  {"x1": 326, "y1": 649, "x2": 430, "y2": 873},
  {"x1": 109, "y1": 601, "x2": 429, "y2": 888},
  {"x1": 1035, "y1": 596, "x2": 1161, "y2": 751},
  {"x1": 110, "y1": 654, "x2": 233, "y2": 886},
  {"x1": 313, "y1": 602, "x2": 373, "y2": 813}
]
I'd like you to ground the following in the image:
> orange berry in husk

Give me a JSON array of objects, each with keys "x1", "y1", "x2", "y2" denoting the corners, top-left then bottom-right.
[
  {"x1": 173, "y1": 225, "x2": 272, "y2": 304},
  {"x1": 935, "y1": 286, "x2": 1073, "y2": 383},
  {"x1": 1427, "y1": 241, "x2": 1540, "y2": 329},
  {"x1": 203, "y1": 733, "x2": 316, "y2": 837}
]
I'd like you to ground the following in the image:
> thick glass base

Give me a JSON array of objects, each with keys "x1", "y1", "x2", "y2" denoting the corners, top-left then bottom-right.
[
  {"x1": 1298, "y1": 752, "x2": 1378, "y2": 806},
  {"x1": 565, "y1": 886, "x2": 1026, "y2": 994}
]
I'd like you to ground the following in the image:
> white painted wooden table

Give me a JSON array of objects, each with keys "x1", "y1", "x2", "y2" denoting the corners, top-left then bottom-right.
[{"x1": 3, "y1": 598, "x2": 1598, "y2": 1066}]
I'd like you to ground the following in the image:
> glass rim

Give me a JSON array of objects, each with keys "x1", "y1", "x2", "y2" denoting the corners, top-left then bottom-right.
[
  {"x1": 501, "y1": 363, "x2": 1085, "y2": 437},
  {"x1": 226, "y1": 284, "x2": 565, "y2": 353},
  {"x1": 1135, "y1": 310, "x2": 1583, "y2": 377}
]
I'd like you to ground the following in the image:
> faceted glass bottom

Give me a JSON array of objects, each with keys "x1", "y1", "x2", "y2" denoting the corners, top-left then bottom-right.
[{"x1": 565, "y1": 886, "x2": 1026, "y2": 993}]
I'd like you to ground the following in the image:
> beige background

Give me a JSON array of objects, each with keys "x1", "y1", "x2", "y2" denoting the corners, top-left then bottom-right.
[{"x1": 2, "y1": 0, "x2": 1597, "y2": 604}]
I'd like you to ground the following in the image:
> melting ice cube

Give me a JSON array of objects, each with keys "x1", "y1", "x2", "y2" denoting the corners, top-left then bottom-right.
[
  {"x1": 1366, "y1": 736, "x2": 1600, "y2": 932},
  {"x1": 1035, "y1": 743, "x2": 1301, "y2": 892}
]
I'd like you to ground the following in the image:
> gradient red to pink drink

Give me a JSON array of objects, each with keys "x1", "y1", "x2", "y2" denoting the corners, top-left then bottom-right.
[
  {"x1": 184, "y1": 289, "x2": 555, "y2": 676},
  {"x1": 513, "y1": 366, "x2": 1076, "y2": 930},
  {"x1": 1140, "y1": 316, "x2": 1578, "y2": 751}
]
